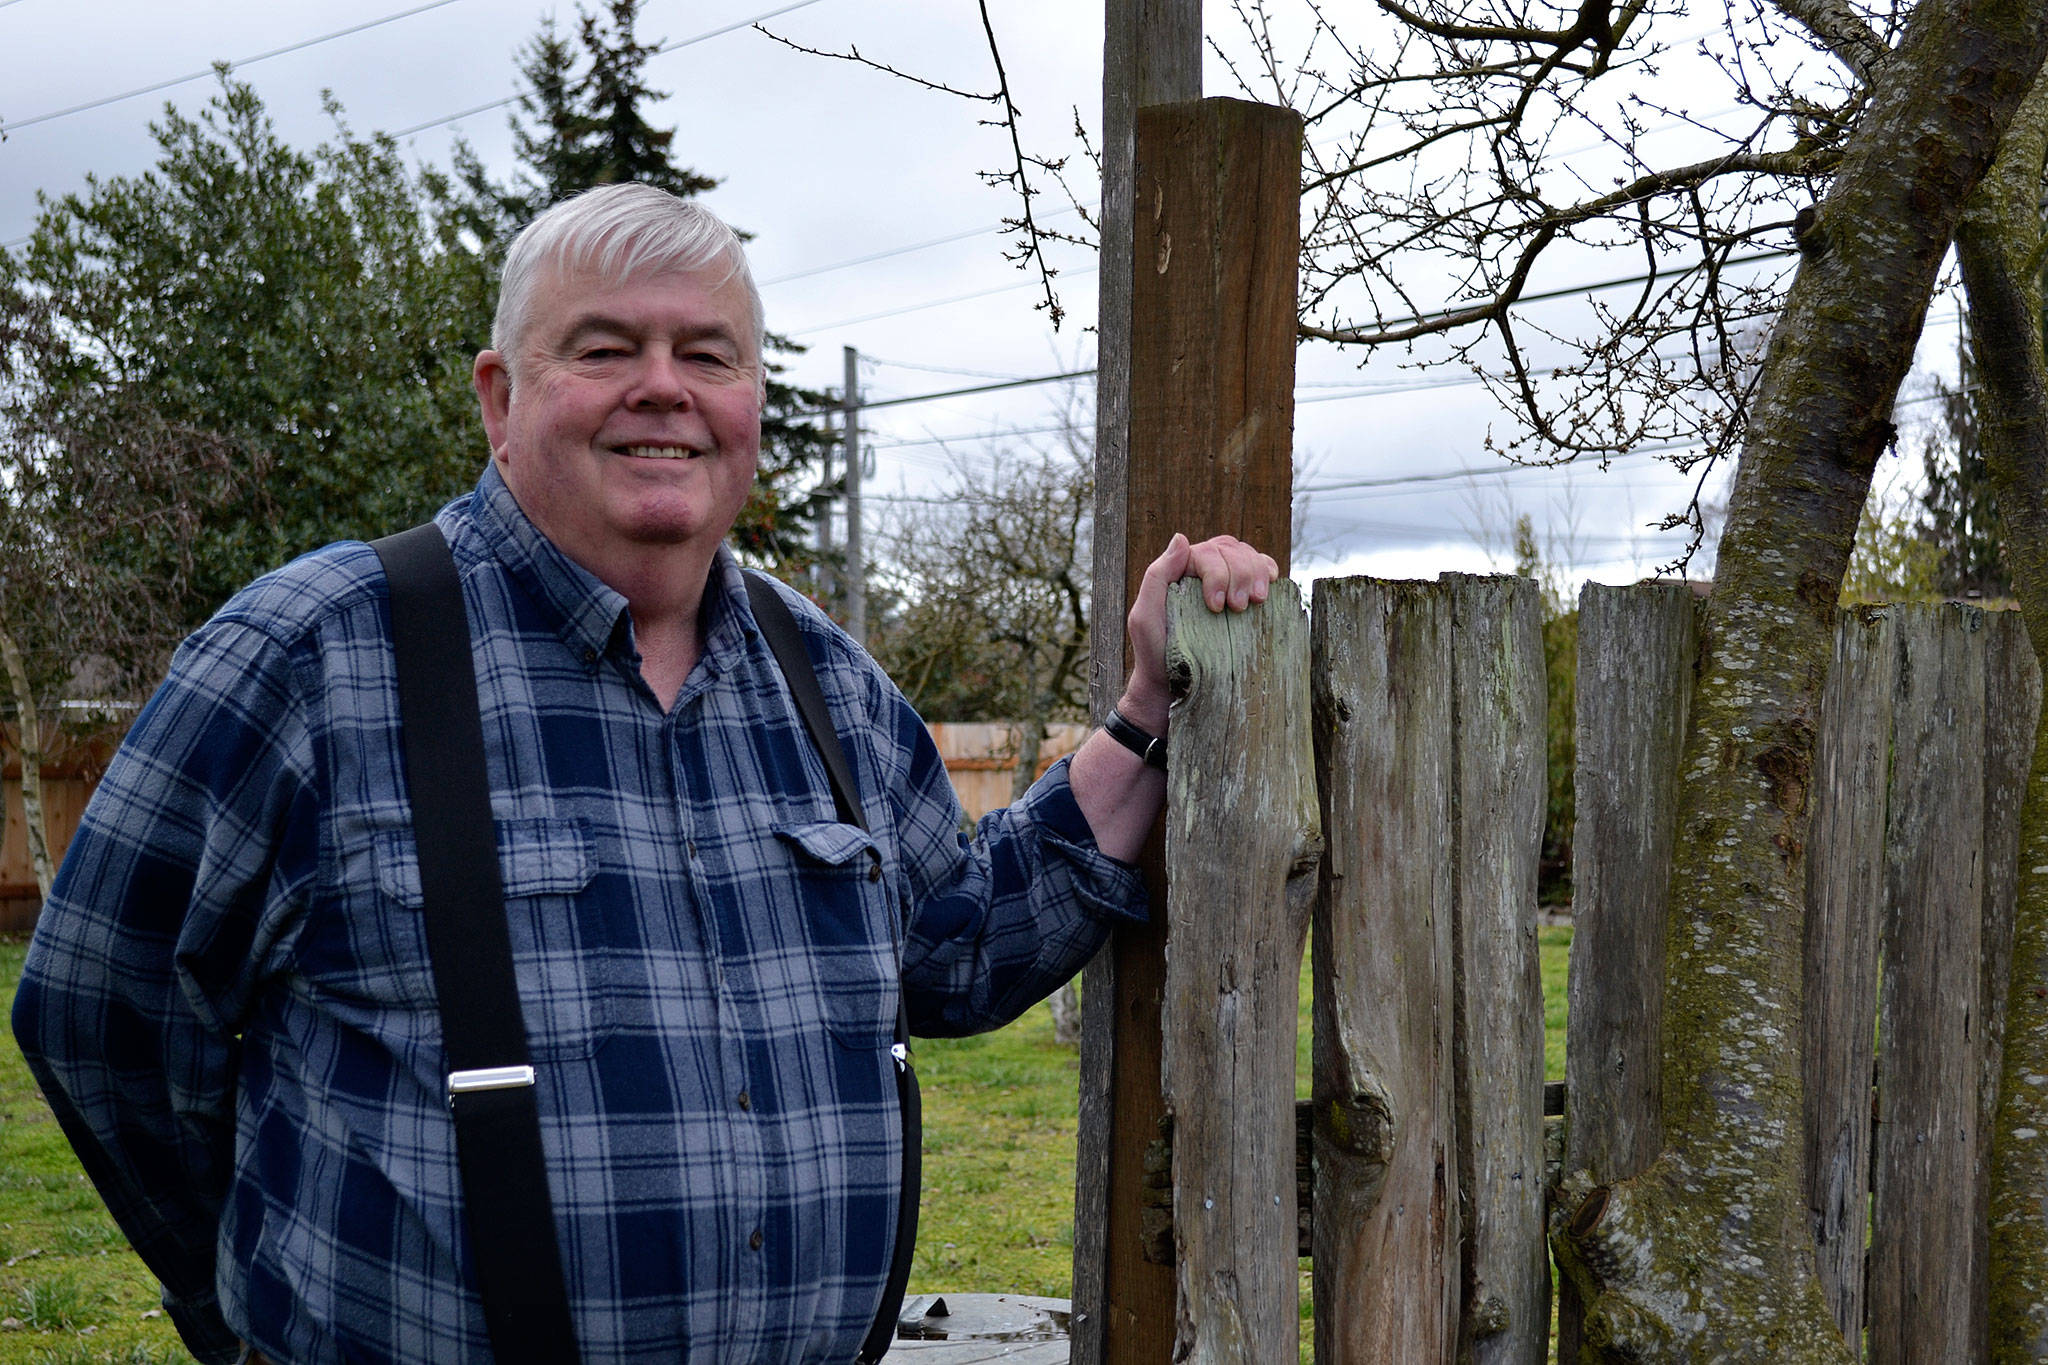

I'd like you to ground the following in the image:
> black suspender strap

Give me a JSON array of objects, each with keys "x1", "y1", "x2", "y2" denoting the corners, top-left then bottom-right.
[
  {"x1": 372, "y1": 528, "x2": 916, "y2": 1363},
  {"x1": 371, "y1": 523, "x2": 581, "y2": 1365},
  {"x1": 744, "y1": 573, "x2": 922, "y2": 1365}
]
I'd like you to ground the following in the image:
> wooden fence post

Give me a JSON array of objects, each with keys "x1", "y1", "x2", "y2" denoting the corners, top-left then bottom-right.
[
  {"x1": 1976, "y1": 609, "x2": 2040, "y2": 1360},
  {"x1": 1558, "y1": 582, "x2": 1698, "y2": 1357},
  {"x1": 1445, "y1": 574, "x2": 1550, "y2": 1364},
  {"x1": 1869, "y1": 604, "x2": 1988, "y2": 1365},
  {"x1": 1802, "y1": 606, "x2": 1894, "y2": 1349},
  {"x1": 1311, "y1": 578, "x2": 1459, "y2": 1361},
  {"x1": 1072, "y1": 94, "x2": 1302, "y2": 1365},
  {"x1": 1074, "y1": 4, "x2": 1204, "y2": 1353},
  {"x1": 1160, "y1": 581, "x2": 1319, "y2": 1363}
]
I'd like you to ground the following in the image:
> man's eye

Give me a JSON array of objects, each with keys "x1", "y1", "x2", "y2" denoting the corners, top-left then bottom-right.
[{"x1": 581, "y1": 346, "x2": 626, "y2": 360}]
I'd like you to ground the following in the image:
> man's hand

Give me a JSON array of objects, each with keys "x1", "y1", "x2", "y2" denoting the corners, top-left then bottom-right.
[
  {"x1": 1069, "y1": 533, "x2": 1281, "y2": 862},
  {"x1": 1119, "y1": 533, "x2": 1282, "y2": 731}
]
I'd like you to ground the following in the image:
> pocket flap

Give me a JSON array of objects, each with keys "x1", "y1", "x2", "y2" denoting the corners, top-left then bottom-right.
[
  {"x1": 773, "y1": 820, "x2": 878, "y2": 869},
  {"x1": 376, "y1": 817, "x2": 595, "y2": 907}
]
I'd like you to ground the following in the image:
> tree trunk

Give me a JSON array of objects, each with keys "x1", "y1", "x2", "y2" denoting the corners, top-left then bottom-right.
[
  {"x1": 0, "y1": 619, "x2": 52, "y2": 900},
  {"x1": 1011, "y1": 716, "x2": 1083, "y2": 1044},
  {"x1": 1952, "y1": 64, "x2": 2048, "y2": 1363},
  {"x1": 1550, "y1": 1, "x2": 2048, "y2": 1356},
  {"x1": 1011, "y1": 718, "x2": 1047, "y2": 804}
]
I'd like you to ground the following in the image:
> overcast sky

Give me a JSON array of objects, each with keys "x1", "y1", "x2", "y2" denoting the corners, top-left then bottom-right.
[{"x1": 0, "y1": 0, "x2": 1964, "y2": 588}]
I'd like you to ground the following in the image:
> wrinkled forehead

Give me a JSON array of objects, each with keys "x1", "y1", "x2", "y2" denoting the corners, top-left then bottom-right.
[{"x1": 529, "y1": 257, "x2": 761, "y2": 355}]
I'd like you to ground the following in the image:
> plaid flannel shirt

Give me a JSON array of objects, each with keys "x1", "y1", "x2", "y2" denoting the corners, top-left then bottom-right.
[{"x1": 13, "y1": 464, "x2": 1145, "y2": 1364}]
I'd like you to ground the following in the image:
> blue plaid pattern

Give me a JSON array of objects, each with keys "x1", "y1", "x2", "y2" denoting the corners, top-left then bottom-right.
[{"x1": 13, "y1": 464, "x2": 1144, "y2": 1364}]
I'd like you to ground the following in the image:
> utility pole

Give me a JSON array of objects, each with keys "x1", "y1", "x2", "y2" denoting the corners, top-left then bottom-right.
[
  {"x1": 813, "y1": 400, "x2": 836, "y2": 601},
  {"x1": 842, "y1": 345, "x2": 866, "y2": 644}
]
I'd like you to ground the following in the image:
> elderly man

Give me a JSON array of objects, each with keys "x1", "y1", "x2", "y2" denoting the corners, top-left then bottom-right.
[{"x1": 12, "y1": 184, "x2": 1277, "y2": 1364}]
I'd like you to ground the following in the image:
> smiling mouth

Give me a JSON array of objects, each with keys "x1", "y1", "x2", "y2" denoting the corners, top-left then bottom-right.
[{"x1": 619, "y1": 445, "x2": 705, "y2": 460}]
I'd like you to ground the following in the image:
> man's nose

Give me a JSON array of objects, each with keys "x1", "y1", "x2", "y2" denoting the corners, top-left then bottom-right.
[{"x1": 627, "y1": 351, "x2": 695, "y2": 407}]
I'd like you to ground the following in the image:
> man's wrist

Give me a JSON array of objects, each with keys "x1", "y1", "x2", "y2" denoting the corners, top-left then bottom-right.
[
  {"x1": 1103, "y1": 707, "x2": 1168, "y2": 771},
  {"x1": 1113, "y1": 681, "x2": 1169, "y2": 737}
]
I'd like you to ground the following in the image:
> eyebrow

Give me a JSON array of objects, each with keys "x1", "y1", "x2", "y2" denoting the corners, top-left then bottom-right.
[{"x1": 560, "y1": 313, "x2": 745, "y2": 350}]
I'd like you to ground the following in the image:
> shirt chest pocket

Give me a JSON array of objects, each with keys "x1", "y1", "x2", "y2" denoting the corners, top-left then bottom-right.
[
  {"x1": 373, "y1": 817, "x2": 616, "y2": 1060},
  {"x1": 772, "y1": 820, "x2": 898, "y2": 1051}
]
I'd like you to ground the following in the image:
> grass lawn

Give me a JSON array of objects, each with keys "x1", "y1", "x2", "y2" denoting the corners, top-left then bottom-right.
[
  {"x1": 0, "y1": 938, "x2": 197, "y2": 1364},
  {"x1": 0, "y1": 926, "x2": 1574, "y2": 1360}
]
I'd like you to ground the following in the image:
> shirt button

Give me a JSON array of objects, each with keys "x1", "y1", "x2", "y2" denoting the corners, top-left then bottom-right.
[
  {"x1": 736, "y1": 1091, "x2": 751, "y2": 1111},
  {"x1": 581, "y1": 648, "x2": 597, "y2": 666},
  {"x1": 867, "y1": 861, "x2": 883, "y2": 883},
  {"x1": 688, "y1": 840, "x2": 700, "y2": 860},
  {"x1": 749, "y1": 1229, "x2": 764, "y2": 1251}
]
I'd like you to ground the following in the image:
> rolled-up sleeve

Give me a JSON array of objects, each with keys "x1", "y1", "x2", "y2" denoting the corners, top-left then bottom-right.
[
  {"x1": 11, "y1": 619, "x2": 313, "y2": 1365},
  {"x1": 894, "y1": 720, "x2": 1147, "y2": 1038}
]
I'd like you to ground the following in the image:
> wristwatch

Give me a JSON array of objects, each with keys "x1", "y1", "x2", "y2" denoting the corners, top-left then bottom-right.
[{"x1": 1103, "y1": 707, "x2": 1168, "y2": 771}]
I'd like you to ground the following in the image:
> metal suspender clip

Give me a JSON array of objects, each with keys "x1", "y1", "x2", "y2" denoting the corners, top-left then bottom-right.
[{"x1": 447, "y1": 1065, "x2": 537, "y2": 1107}]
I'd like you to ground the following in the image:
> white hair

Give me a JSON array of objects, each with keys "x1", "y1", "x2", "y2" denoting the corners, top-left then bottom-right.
[{"x1": 492, "y1": 184, "x2": 764, "y2": 376}]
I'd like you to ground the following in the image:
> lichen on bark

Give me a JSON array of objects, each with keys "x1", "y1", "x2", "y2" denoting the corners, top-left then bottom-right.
[
  {"x1": 1551, "y1": 0, "x2": 2048, "y2": 1355},
  {"x1": 1953, "y1": 59, "x2": 2048, "y2": 1364}
]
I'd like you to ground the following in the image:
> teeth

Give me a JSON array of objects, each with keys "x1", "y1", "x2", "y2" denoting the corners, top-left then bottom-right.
[{"x1": 622, "y1": 445, "x2": 699, "y2": 459}]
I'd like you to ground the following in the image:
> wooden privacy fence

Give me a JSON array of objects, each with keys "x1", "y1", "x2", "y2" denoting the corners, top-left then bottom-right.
[
  {"x1": 0, "y1": 719, "x2": 126, "y2": 932},
  {"x1": 0, "y1": 718, "x2": 1078, "y2": 931},
  {"x1": 1155, "y1": 575, "x2": 2041, "y2": 1363}
]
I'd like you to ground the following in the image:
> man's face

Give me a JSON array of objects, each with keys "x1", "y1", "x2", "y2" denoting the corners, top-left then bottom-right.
[{"x1": 474, "y1": 261, "x2": 763, "y2": 572}]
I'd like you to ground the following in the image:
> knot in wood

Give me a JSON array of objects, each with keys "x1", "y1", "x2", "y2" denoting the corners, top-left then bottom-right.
[
  {"x1": 1755, "y1": 740, "x2": 1811, "y2": 816},
  {"x1": 1793, "y1": 205, "x2": 1828, "y2": 258}
]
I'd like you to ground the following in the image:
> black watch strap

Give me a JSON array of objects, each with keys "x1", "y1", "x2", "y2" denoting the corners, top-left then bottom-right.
[{"x1": 1104, "y1": 707, "x2": 1168, "y2": 771}]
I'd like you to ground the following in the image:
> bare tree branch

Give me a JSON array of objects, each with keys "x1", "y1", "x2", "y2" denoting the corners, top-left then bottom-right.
[
  {"x1": 751, "y1": 25, "x2": 998, "y2": 101},
  {"x1": 1767, "y1": 0, "x2": 1891, "y2": 84}
]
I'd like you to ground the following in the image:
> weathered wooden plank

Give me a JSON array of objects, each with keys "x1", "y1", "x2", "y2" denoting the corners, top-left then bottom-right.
[
  {"x1": 1075, "y1": 8, "x2": 1202, "y2": 1359},
  {"x1": 1312, "y1": 577, "x2": 1459, "y2": 1362},
  {"x1": 1557, "y1": 582, "x2": 1697, "y2": 1359},
  {"x1": 1443, "y1": 574, "x2": 1549, "y2": 1365},
  {"x1": 1087, "y1": 0, "x2": 1202, "y2": 713},
  {"x1": 1976, "y1": 609, "x2": 2038, "y2": 1360},
  {"x1": 1074, "y1": 91, "x2": 1302, "y2": 1365},
  {"x1": 1869, "y1": 604, "x2": 1988, "y2": 1365},
  {"x1": 1801, "y1": 606, "x2": 1894, "y2": 1355},
  {"x1": 1161, "y1": 581, "x2": 1319, "y2": 1364}
]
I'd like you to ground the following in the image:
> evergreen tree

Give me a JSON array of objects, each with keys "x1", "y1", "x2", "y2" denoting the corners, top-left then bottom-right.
[
  {"x1": 7, "y1": 80, "x2": 494, "y2": 636},
  {"x1": 1920, "y1": 328, "x2": 2011, "y2": 597},
  {"x1": 574, "y1": 0, "x2": 719, "y2": 199},
  {"x1": 453, "y1": 0, "x2": 830, "y2": 570}
]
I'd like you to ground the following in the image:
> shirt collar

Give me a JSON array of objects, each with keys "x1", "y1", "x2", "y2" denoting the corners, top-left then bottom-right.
[
  {"x1": 468, "y1": 461, "x2": 632, "y2": 664},
  {"x1": 465, "y1": 461, "x2": 761, "y2": 679}
]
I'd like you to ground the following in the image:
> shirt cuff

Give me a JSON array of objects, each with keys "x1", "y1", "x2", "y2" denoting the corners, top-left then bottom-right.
[
  {"x1": 161, "y1": 1281, "x2": 241, "y2": 1365},
  {"x1": 1018, "y1": 756, "x2": 1149, "y2": 925}
]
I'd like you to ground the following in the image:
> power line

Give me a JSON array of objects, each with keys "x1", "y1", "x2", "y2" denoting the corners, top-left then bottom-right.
[
  {"x1": 387, "y1": 0, "x2": 829, "y2": 139},
  {"x1": 1315, "y1": 248, "x2": 1795, "y2": 337},
  {"x1": 1302, "y1": 444, "x2": 1703, "y2": 497},
  {"x1": 825, "y1": 291, "x2": 1968, "y2": 437},
  {"x1": 862, "y1": 354, "x2": 1048, "y2": 381},
  {"x1": 1299, "y1": 440, "x2": 1702, "y2": 495},
  {"x1": 0, "y1": 0, "x2": 474, "y2": 136},
  {"x1": 791, "y1": 368, "x2": 1093, "y2": 421},
  {"x1": 869, "y1": 420, "x2": 1078, "y2": 452},
  {"x1": 785, "y1": 265, "x2": 1102, "y2": 338},
  {"x1": 1303, "y1": 514, "x2": 1690, "y2": 548},
  {"x1": 791, "y1": 249, "x2": 1795, "y2": 388},
  {"x1": 758, "y1": 204, "x2": 1088, "y2": 288}
]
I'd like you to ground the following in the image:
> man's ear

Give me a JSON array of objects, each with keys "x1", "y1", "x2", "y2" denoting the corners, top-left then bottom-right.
[{"x1": 474, "y1": 351, "x2": 513, "y2": 462}]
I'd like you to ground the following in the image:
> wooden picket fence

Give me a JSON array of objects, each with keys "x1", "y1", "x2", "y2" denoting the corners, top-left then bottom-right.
[{"x1": 1156, "y1": 575, "x2": 2041, "y2": 1362}]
